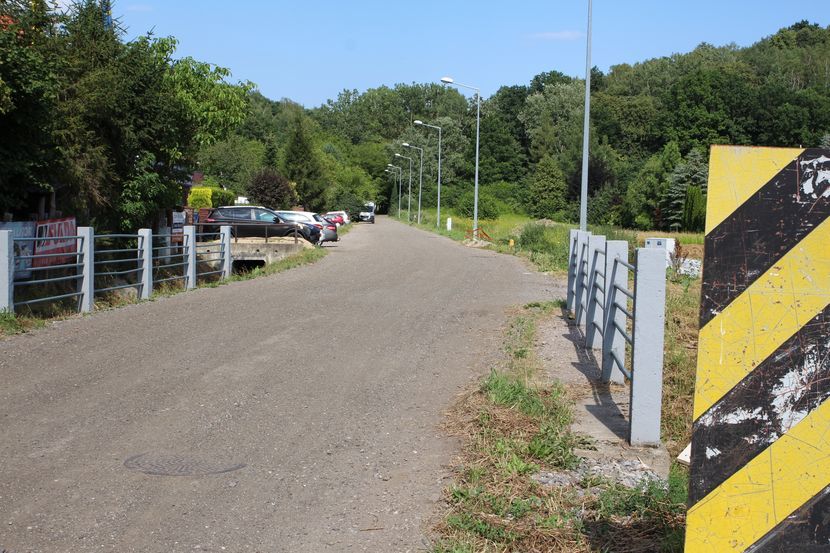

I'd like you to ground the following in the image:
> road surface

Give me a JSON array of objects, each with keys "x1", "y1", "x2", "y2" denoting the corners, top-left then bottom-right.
[{"x1": 0, "y1": 216, "x2": 560, "y2": 552}]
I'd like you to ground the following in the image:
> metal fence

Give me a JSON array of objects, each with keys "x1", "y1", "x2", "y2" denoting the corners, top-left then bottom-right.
[
  {"x1": 566, "y1": 229, "x2": 667, "y2": 447},
  {"x1": 1, "y1": 225, "x2": 232, "y2": 315}
]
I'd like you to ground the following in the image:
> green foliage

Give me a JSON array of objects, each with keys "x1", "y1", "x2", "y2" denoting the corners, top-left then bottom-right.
[
  {"x1": 198, "y1": 135, "x2": 265, "y2": 194},
  {"x1": 455, "y1": 190, "x2": 501, "y2": 220},
  {"x1": 211, "y1": 187, "x2": 236, "y2": 207},
  {"x1": 682, "y1": 185, "x2": 706, "y2": 231},
  {"x1": 526, "y1": 155, "x2": 568, "y2": 219},
  {"x1": 187, "y1": 187, "x2": 213, "y2": 208},
  {"x1": 247, "y1": 168, "x2": 296, "y2": 210},
  {"x1": 283, "y1": 114, "x2": 325, "y2": 211}
]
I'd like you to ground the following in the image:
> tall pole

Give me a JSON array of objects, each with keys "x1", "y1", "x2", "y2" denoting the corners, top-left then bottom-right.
[
  {"x1": 394, "y1": 154, "x2": 413, "y2": 221},
  {"x1": 473, "y1": 91, "x2": 480, "y2": 239},
  {"x1": 398, "y1": 168, "x2": 402, "y2": 218},
  {"x1": 440, "y1": 78, "x2": 480, "y2": 239},
  {"x1": 437, "y1": 128, "x2": 442, "y2": 228},
  {"x1": 579, "y1": 0, "x2": 593, "y2": 231},
  {"x1": 404, "y1": 143, "x2": 424, "y2": 224}
]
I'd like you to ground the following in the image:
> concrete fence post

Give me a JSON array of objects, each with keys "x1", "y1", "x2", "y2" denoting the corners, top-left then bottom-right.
[
  {"x1": 220, "y1": 225, "x2": 232, "y2": 279},
  {"x1": 574, "y1": 230, "x2": 590, "y2": 327},
  {"x1": 602, "y1": 240, "x2": 628, "y2": 385},
  {"x1": 138, "y1": 228, "x2": 152, "y2": 300},
  {"x1": 0, "y1": 230, "x2": 13, "y2": 313},
  {"x1": 78, "y1": 226, "x2": 94, "y2": 313},
  {"x1": 585, "y1": 234, "x2": 606, "y2": 350},
  {"x1": 629, "y1": 246, "x2": 667, "y2": 446},
  {"x1": 566, "y1": 229, "x2": 578, "y2": 313},
  {"x1": 184, "y1": 225, "x2": 196, "y2": 290}
]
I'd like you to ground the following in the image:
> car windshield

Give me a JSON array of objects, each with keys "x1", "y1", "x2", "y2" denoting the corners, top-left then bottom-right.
[{"x1": 362, "y1": 207, "x2": 374, "y2": 213}]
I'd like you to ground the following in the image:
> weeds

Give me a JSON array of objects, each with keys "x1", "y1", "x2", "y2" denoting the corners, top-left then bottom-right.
[{"x1": 433, "y1": 301, "x2": 687, "y2": 552}]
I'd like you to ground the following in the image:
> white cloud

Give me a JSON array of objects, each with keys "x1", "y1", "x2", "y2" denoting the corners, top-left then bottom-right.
[{"x1": 529, "y1": 30, "x2": 584, "y2": 41}]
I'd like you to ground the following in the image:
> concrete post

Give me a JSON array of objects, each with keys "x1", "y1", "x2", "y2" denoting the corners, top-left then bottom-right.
[
  {"x1": 601, "y1": 241, "x2": 628, "y2": 385},
  {"x1": 566, "y1": 229, "x2": 578, "y2": 314},
  {"x1": 220, "y1": 225, "x2": 232, "y2": 279},
  {"x1": 629, "y1": 246, "x2": 666, "y2": 446},
  {"x1": 78, "y1": 227, "x2": 94, "y2": 313},
  {"x1": 184, "y1": 225, "x2": 196, "y2": 290},
  {"x1": 138, "y1": 228, "x2": 152, "y2": 300},
  {"x1": 585, "y1": 233, "x2": 606, "y2": 350},
  {"x1": 574, "y1": 231, "x2": 590, "y2": 328},
  {"x1": 0, "y1": 230, "x2": 13, "y2": 313}
]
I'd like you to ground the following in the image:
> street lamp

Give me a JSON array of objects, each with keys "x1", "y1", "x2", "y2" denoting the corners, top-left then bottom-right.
[
  {"x1": 386, "y1": 164, "x2": 403, "y2": 218},
  {"x1": 402, "y1": 142, "x2": 424, "y2": 224},
  {"x1": 579, "y1": 0, "x2": 593, "y2": 231},
  {"x1": 414, "y1": 120, "x2": 442, "y2": 228},
  {"x1": 441, "y1": 76, "x2": 480, "y2": 239},
  {"x1": 394, "y1": 153, "x2": 413, "y2": 221}
]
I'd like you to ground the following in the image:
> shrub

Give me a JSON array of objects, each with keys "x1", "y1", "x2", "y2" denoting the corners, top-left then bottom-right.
[
  {"x1": 248, "y1": 168, "x2": 296, "y2": 210},
  {"x1": 211, "y1": 187, "x2": 237, "y2": 207},
  {"x1": 187, "y1": 187, "x2": 213, "y2": 209},
  {"x1": 456, "y1": 190, "x2": 501, "y2": 220}
]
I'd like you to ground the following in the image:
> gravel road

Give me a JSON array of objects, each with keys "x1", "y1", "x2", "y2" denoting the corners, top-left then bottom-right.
[{"x1": 0, "y1": 216, "x2": 560, "y2": 552}]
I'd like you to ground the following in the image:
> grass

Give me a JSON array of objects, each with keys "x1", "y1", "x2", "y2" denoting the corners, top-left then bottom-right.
[
  {"x1": 0, "y1": 246, "x2": 328, "y2": 338},
  {"x1": 433, "y1": 302, "x2": 687, "y2": 552}
]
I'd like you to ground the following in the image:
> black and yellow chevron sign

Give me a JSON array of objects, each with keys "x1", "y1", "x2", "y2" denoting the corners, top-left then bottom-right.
[{"x1": 686, "y1": 145, "x2": 830, "y2": 551}]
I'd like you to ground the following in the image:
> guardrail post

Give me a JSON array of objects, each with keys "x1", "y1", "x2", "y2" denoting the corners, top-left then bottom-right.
[
  {"x1": 0, "y1": 230, "x2": 13, "y2": 313},
  {"x1": 220, "y1": 225, "x2": 232, "y2": 279},
  {"x1": 566, "y1": 229, "x2": 578, "y2": 313},
  {"x1": 585, "y1": 234, "x2": 606, "y2": 350},
  {"x1": 78, "y1": 226, "x2": 94, "y2": 313},
  {"x1": 602, "y1": 240, "x2": 628, "y2": 385},
  {"x1": 629, "y1": 246, "x2": 667, "y2": 446},
  {"x1": 574, "y1": 230, "x2": 590, "y2": 326},
  {"x1": 138, "y1": 228, "x2": 152, "y2": 300},
  {"x1": 184, "y1": 225, "x2": 196, "y2": 290}
]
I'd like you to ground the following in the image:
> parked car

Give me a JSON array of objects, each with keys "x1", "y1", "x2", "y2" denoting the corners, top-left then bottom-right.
[
  {"x1": 326, "y1": 211, "x2": 349, "y2": 225},
  {"x1": 276, "y1": 211, "x2": 338, "y2": 244},
  {"x1": 324, "y1": 213, "x2": 345, "y2": 226},
  {"x1": 313, "y1": 213, "x2": 338, "y2": 243},
  {"x1": 358, "y1": 202, "x2": 375, "y2": 223},
  {"x1": 203, "y1": 206, "x2": 320, "y2": 244}
]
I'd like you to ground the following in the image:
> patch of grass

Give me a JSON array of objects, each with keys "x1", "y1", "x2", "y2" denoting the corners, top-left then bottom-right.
[
  {"x1": 0, "y1": 310, "x2": 47, "y2": 336},
  {"x1": 661, "y1": 276, "x2": 701, "y2": 455},
  {"x1": 434, "y1": 300, "x2": 688, "y2": 552}
]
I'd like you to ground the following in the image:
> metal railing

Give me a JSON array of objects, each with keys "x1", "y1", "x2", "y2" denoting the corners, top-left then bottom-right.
[
  {"x1": 566, "y1": 229, "x2": 667, "y2": 447},
  {"x1": 1, "y1": 225, "x2": 233, "y2": 315}
]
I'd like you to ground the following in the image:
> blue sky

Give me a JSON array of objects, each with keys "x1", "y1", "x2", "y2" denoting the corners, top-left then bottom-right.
[{"x1": 117, "y1": 1, "x2": 829, "y2": 107}]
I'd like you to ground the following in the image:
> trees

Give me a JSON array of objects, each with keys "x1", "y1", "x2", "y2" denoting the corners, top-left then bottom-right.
[
  {"x1": 526, "y1": 156, "x2": 568, "y2": 219},
  {"x1": 282, "y1": 115, "x2": 325, "y2": 211},
  {"x1": 248, "y1": 168, "x2": 297, "y2": 210}
]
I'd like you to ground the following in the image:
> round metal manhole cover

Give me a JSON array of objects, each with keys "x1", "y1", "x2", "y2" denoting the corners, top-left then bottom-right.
[{"x1": 124, "y1": 453, "x2": 246, "y2": 476}]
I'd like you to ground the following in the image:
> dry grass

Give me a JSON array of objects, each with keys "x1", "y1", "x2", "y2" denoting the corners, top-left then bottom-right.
[{"x1": 432, "y1": 302, "x2": 687, "y2": 553}]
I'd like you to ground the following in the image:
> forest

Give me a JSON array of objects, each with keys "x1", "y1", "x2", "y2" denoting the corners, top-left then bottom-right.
[{"x1": 2, "y1": 1, "x2": 829, "y2": 232}]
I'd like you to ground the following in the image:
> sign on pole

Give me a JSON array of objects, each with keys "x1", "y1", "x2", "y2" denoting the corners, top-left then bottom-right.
[{"x1": 686, "y1": 146, "x2": 830, "y2": 551}]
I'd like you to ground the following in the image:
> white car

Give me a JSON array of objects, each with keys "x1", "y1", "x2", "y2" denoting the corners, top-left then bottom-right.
[{"x1": 276, "y1": 211, "x2": 338, "y2": 243}]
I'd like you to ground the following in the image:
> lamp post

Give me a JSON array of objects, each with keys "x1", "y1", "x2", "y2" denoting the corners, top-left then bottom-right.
[
  {"x1": 441, "y1": 76, "x2": 480, "y2": 239},
  {"x1": 394, "y1": 153, "x2": 413, "y2": 221},
  {"x1": 402, "y1": 142, "x2": 424, "y2": 224},
  {"x1": 579, "y1": 0, "x2": 593, "y2": 231},
  {"x1": 414, "y1": 120, "x2": 442, "y2": 228},
  {"x1": 386, "y1": 164, "x2": 402, "y2": 218}
]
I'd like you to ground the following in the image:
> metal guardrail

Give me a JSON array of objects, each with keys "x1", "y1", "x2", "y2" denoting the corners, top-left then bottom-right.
[
  {"x1": 1, "y1": 225, "x2": 233, "y2": 315},
  {"x1": 566, "y1": 229, "x2": 667, "y2": 447}
]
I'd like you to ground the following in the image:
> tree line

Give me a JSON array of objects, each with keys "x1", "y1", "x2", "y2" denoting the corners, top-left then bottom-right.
[{"x1": 3, "y1": 2, "x2": 829, "y2": 232}]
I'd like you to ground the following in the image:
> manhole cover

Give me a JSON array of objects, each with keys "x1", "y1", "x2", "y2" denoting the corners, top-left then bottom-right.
[{"x1": 124, "y1": 453, "x2": 245, "y2": 476}]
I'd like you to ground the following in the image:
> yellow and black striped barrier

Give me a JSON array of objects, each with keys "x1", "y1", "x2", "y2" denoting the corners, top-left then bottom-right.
[{"x1": 686, "y1": 145, "x2": 830, "y2": 551}]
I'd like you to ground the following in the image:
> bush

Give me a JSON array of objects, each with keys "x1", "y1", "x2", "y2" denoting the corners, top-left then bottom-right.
[
  {"x1": 248, "y1": 168, "x2": 296, "y2": 210},
  {"x1": 456, "y1": 190, "x2": 501, "y2": 220},
  {"x1": 211, "y1": 187, "x2": 236, "y2": 207},
  {"x1": 187, "y1": 187, "x2": 213, "y2": 209}
]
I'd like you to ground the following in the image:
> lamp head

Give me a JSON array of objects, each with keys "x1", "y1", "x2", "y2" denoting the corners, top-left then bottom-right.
[
  {"x1": 402, "y1": 142, "x2": 410, "y2": 147},
  {"x1": 440, "y1": 76, "x2": 454, "y2": 84},
  {"x1": 387, "y1": 163, "x2": 394, "y2": 167},
  {"x1": 394, "y1": 153, "x2": 402, "y2": 158},
  {"x1": 414, "y1": 120, "x2": 423, "y2": 125}
]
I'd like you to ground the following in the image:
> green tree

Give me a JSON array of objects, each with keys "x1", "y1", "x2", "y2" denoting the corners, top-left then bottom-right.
[
  {"x1": 682, "y1": 185, "x2": 706, "y2": 231},
  {"x1": 248, "y1": 168, "x2": 297, "y2": 209},
  {"x1": 282, "y1": 114, "x2": 325, "y2": 210},
  {"x1": 198, "y1": 135, "x2": 265, "y2": 194},
  {"x1": 526, "y1": 155, "x2": 568, "y2": 219},
  {"x1": 663, "y1": 148, "x2": 709, "y2": 230}
]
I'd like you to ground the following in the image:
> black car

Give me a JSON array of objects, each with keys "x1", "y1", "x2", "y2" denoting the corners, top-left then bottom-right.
[{"x1": 203, "y1": 206, "x2": 321, "y2": 244}]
